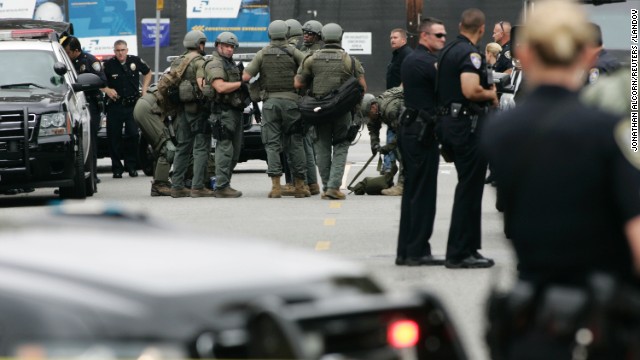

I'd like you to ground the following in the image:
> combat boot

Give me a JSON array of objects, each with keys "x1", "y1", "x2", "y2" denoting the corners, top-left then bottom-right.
[
  {"x1": 308, "y1": 183, "x2": 321, "y2": 195},
  {"x1": 322, "y1": 188, "x2": 346, "y2": 200},
  {"x1": 191, "y1": 188, "x2": 216, "y2": 198},
  {"x1": 281, "y1": 183, "x2": 296, "y2": 196},
  {"x1": 170, "y1": 187, "x2": 191, "y2": 198},
  {"x1": 381, "y1": 185, "x2": 403, "y2": 196},
  {"x1": 293, "y1": 178, "x2": 309, "y2": 198},
  {"x1": 150, "y1": 181, "x2": 172, "y2": 197},
  {"x1": 269, "y1": 176, "x2": 282, "y2": 198},
  {"x1": 214, "y1": 186, "x2": 242, "y2": 198}
]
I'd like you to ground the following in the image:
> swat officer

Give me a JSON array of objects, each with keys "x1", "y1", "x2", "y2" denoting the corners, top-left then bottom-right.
[
  {"x1": 482, "y1": 2, "x2": 640, "y2": 357},
  {"x1": 204, "y1": 32, "x2": 246, "y2": 198},
  {"x1": 242, "y1": 20, "x2": 307, "y2": 198},
  {"x1": 61, "y1": 35, "x2": 107, "y2": 185},
  {"x1": 132, "y1": 85, "x2": 174, "y2": 197},
  {"x1": 294, "y1": 23, "x2": 367, "y2": 200},
  {"x1": 300, "y1": 20, "x2": 324, "y2": 53},
  {"x1": 436, "y1": 8, "x2": 498, "y2": 269},
  {"x1": 585, "y1": 22, "x2": 621, "y2": 85},
  {"x1": 169, "y1": 30, "x2": 214, "y2": 198},
  {"x1": 285, "y1": 19, "x2": 304, "y2": 49},
  {"x1": 360, "y1": 87, "x2": 404, "y2": 196},
  {"x1": 103, "y1": 40, "x2": 152, "y2": 178},
  {"x1": 392, "y1": 17, "x2": 447, "y2": 266}
]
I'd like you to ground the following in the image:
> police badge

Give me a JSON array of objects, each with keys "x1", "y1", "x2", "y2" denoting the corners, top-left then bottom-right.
[
  {"x1": 588, "y1": 68, "x2": 600, "y2": 84},
  {"x1": 504, "y1": 50, "x2": 511, "y2": 60},
  {"x1": 79, "y1": 64, "x2": 86, "y2": 73},
  {"x1": 470, "y1": 53, "x2": 482, "y2": 69},
  {"x1": 130, "y1": 63, "x2": 137, "y2": 71}
]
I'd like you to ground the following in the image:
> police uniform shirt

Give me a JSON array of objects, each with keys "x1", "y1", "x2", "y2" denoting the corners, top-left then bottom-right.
[
  {"x1": 493, "y1": 41, "x2": 513, "y2": 73},
  {"x1": 73, "y1": 51, "x2": 107, "y2": 97},
  {"x1": 482, "y1": 85, "x2": 640, "y2": 286},
  {"x1": 104, "y1": 55, "x2": 150, "y2": 99},
  {"x1": 400, "y1": 44, "x2": 437, "y2": 111},
  {"x1": 386, "y1": 43, "x2": 412, "y2": 89},
  {"x1": 437, "y1": 35, "x2": 486, "y2": 107},
  {"x1": 587, "y1": 49, "x2": 622, "y2": 85}
]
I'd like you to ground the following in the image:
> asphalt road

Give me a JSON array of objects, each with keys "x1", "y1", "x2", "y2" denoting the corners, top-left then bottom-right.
[{"x1": 0, "y1": 128, "x2": 517, "y2": 360}]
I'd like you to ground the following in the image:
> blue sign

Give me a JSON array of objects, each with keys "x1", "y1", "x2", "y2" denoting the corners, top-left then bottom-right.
[
  {"x1": 69, "y1": 0, "x2": 137, "y2": 37},
  {"x1": 141, "y1": 18, "x2": 170, "y2": 48},
  {"x1": 186, "y1": 0, "x2": 270, "y2": 48}
]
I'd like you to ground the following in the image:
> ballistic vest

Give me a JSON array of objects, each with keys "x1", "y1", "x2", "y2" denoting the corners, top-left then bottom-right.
[
  {"x1": 260, "y1": 45, "x2": 297, "y2": 93},
  {"x1": 311, "y1": 49, "x2": 351, "y2": 97},
  {"x1": 378, "y1": 87, "x2": 404, "y2": 129},
  {"x1": 203, "y1": 52, "x2": 244, "y2": 108}
]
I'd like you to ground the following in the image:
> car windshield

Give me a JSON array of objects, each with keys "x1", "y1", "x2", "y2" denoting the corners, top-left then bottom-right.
[{"x1": 0, "y1": 50, "x2": 64, "y2": 91}]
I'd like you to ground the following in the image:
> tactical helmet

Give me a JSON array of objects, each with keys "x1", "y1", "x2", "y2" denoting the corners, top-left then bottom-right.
[
  {"x1": 302, "y1": 20, "x2": 323, "y2": 35},
  {"x1": 360, "y1": 93, "x2": 377, "y2": 118},
  {"x1": 321, "y1": 23, "x2": 343, "y2": 43},
  {"x1": 268, "y1": 20, "x2": 288, "y2": 40},
  {"x1": 215, "y1": 32, "x2": 239, "y2": 48},
  {"x1": 183, "y1": 30, "x2": 207, "y2": 50},
  {"x1": 285, "y1": 19, "x2": 302, "y2": 38}
]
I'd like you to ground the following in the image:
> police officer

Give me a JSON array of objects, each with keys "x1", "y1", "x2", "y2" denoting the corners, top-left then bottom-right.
[
  {"x1": 482, "y1": 2, "x2": 640, "y2": 357},
  {"x1": 436, "y1": 8, "x2": 498, "y2": 269},
  {"x1": 169, "y1": 30, "x2": 214, "y2": 198},
  {"x1": 585, "y1": 22, "x2": 621, "y2": 85},
  {"x1": 300, "y1": 20, "x2": 324, "y2": 53},
  {"x1": 361, "y1": 87, "x2": 404, "y2": 196},
  {"x1": 491, "y1": 20, "x2": 513, "y2": 74},
  {"x1": 204, "y1": 32, "x2": 245, "y2": 198},
  {"x1": 392, "y1": 17, "x2": 447, "y2": 266},
  {"x1": 243, "y1": 20, "x2": 307, "y2": 198},
  {"x1": 103, "y1": 40, "x2": 152, "y2": 178},
  {"x1": 61, "y1": 35, "x2": 107, "y2": 185},
  {"x1": 295, "y1": 23, "x2": 367, "y2": 200},
  {"x1": 132, "y1": 85, "x2": 174, "y2": 197},
  {"x1": 285, "y1": 19, "x2": 304, "y2": 49}
]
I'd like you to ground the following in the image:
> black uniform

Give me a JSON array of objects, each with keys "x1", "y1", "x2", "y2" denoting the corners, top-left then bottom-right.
[
  {"x1": 103, "y1": 55, "x2": 150, "y2": 176},
  {"x1": 436, "y1": 35, "x2": 491, "y2": 264},
  {"x1": 586, "y1": 49, "x2": 621, "y2": 85},
  {"x1": 482, "y1": 85, "x2": 640, "y2": 359},
  {"x1": 386, "y1": 44, "x2": 412, "y2": 89},
  {"x1": 395, "y1": 44, "x2": 440, "y2": 265},
  {"x1": 71, "y1": 51, "x2": 107, "y2": 181},
  {"x1": 493, "y1": 41, "x2": 512, "y2": 73}
]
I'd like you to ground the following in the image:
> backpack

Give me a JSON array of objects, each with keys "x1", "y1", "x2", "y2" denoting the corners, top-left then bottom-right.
[
  {"x1": 298, "y1": 55, "x2": 364, "y2": 125},
  {"x1": 154, "y1": 52, "x2": 200, "y2": 117}
]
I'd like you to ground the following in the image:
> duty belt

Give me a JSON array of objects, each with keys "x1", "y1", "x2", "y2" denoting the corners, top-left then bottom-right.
[{"x1": 438, "y1": 103, "x2": 487, "y2": 117}]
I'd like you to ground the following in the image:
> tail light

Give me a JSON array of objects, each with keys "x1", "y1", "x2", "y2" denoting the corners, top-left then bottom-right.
[{"x1": 387, "y1": 319, "x2": 420, "y2": 349}]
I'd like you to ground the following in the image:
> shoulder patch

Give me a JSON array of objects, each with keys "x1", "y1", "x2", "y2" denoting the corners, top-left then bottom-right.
[
  {"x1": 614, "y1": 119, "x2": 640, "y2": 170},
  {"x1": 130, "y1": 63, "x2": 137, "y2": 71},
  {"x1": 91, "y1": 61, "x2": 102, "y2": 72},
  {"x1": 79, "y1": 64, "x2": 86, "y2": 73},
  {"x1": 588, "y1": 68, "x2": 600, "y2": 84},
  {"x1": 504, "y1": 50, "x2": 511, "y2": 60},
  {"x1": 470, "y1": 53, "x2": 482, "y2": 69}
]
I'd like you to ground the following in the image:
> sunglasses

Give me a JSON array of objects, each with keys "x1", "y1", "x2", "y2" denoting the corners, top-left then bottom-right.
[
  {"x1": 498, "y1": 21, "x2": 505, "y2": 32},
  {"x1": 303, "y1": 31, "x2": 317, "y2": 36},
  {"x1": 425, "y1": 32, "x2": 446, "y2": 39}
]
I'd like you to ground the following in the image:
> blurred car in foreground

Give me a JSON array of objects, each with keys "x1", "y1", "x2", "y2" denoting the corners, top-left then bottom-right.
[{"x1": 0, "y1": 202, "x2": 468, "y2": 360}]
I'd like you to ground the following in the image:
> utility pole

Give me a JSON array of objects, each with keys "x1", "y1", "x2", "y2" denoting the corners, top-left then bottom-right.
[{"x1": 406, "y1": 0, "x2": 423, "y2": 48}]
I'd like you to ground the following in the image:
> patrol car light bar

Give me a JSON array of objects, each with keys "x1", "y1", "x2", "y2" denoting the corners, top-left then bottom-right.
[{"x1": 0, "y1": 28, "x2": 55, "y2": 41}]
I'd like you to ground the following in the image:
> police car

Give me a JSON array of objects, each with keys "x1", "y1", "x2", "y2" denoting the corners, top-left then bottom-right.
[
  {"x1": 0, "y1": 20, "x2": 103, "y2": 198},
  {"x1": 0, "y1": 201, "x2": 468, "y2": 360}
]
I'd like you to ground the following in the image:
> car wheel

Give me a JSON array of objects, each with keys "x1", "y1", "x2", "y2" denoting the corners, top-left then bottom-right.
[
  {"x1": 84, "y1": 145, "x2": 96, "y2": 197},
  {"x1": 59, "y1": 134, "x2": 87, "y2": 200}
]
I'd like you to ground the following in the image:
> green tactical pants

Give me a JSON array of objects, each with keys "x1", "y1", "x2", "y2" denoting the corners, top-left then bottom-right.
[
  {"x1": 214, "y1": 108, "x2": 242, "y2": 189},
  {"x1": 313, "y1": 111, "x2": 351, "y2": 191},
  {"x1": 154, "y1": 142, "x2": 174, "y2": 183},
  {"x1": 171, "y1": 108, "x2": 210, "y2": 190},
  {"x1": 262, "y1": 98, "x2": 306, "y2": 179}
]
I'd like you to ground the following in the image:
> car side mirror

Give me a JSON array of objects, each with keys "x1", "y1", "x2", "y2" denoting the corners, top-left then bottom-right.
[
  {"x1": 54, "y1": 61, "x2": 68, "y2": 76},
  {"x1": 72, "y1": 73, "x2": 104, "y2": 92}
]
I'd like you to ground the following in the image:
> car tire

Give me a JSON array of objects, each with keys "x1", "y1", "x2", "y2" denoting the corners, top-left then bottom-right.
[
  {"x1": 59, "y1": 133, "x2": 88, "y2": 200},
  {"x1": 84, "y1": 145, "x2": 96, "y2": 197}
]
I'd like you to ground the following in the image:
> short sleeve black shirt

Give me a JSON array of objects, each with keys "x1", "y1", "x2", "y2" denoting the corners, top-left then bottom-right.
[
  {"x1": 482, "y1": 85, "x2": 640, "y2": 286},
  {"x1": 436, "y1": 35, "x2": 486, "y2": 107},
  {"x1": 104, "y1": 55, "x2": 150, "y2": 98},
  {"x1": 73, "y1": 51, "x2": 107, "y2": 97},
  {"x1": 386, "y1": 44, "x2": 412, "y2": 89},
  {"x1": 493, "y1": 41, "x2": 513, "y2": 73},
  {"x1": 400, "y1": 44, "x2": 437, "y2": 111}
]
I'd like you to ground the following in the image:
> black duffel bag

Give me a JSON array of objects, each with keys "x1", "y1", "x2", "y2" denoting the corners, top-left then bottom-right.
[{"x1": 298, "y1": 56, "x2": 364, "y2": 125}]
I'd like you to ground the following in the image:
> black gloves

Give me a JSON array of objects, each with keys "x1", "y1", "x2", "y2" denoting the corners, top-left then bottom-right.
[{"x1": 371, "y1": 143, "x2": 381, "y2": 155}]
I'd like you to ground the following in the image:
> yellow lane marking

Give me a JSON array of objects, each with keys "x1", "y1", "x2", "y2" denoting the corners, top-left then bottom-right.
[
  {"x1": 329, "y1": 202, "x2": 342, "y2": 209},
  {"x1": 315, "y1": 241, "x2": 331, "y2": 251},
  {"x1": 324, "y1": 218, "x2": 336, "y2": 226}
]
